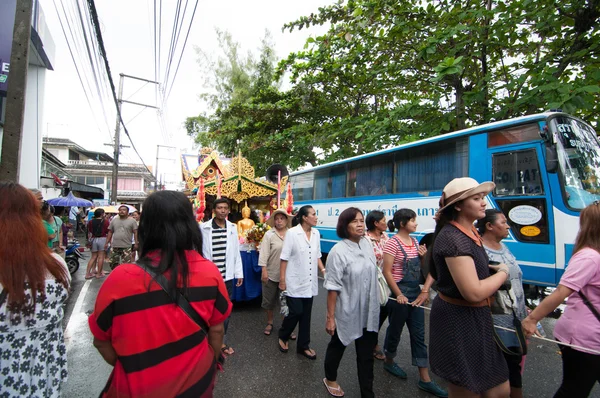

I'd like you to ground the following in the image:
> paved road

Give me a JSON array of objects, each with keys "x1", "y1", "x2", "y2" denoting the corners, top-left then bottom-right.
[{"x1": 62, "y1": 256, "x2": 599, "y2": 398}]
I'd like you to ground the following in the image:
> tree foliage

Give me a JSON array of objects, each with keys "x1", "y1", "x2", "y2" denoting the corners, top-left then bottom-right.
[{"x1": 187, "y1": 0, "x2": 600, "y2": 170}]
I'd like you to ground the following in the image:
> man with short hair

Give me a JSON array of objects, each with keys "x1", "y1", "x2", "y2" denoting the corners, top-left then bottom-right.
[
  {"x1": 104, "y1": 205, "x2": 138, "y2": 269},
  {"x1": 200, "y1": 198, "x2": 243, "y2": 356}
]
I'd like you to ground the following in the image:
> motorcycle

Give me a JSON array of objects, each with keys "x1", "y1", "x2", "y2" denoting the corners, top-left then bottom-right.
[{"x1": 65, "y1": 240, "x2": 84, "y2": 275}]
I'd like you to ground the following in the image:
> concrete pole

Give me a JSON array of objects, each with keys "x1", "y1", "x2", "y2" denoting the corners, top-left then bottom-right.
[
  {"x1": 0, "y1": 0, "x2": 33, "y2": 182},
  {"x1": 110, "y1": 73, "x2": 124, "y2": 204},
  {"x1": 154, "y1": 144, "x2": 159, "y2": 192}
]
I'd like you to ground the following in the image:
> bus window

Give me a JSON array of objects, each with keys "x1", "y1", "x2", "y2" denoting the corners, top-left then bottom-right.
[
  {"x1": 492, "y1": 149, "x2": 544, "y2": 196},
  {"x1": 496, "y1": 198, "x2": 549, "y2": 243},
  {"x1": 488, "y1": 124, "x2": 541, "y2": 147},
  {"x1": 395, "y1": 138, "x2": 469, "y2": 193},
  {"x1": 550, "y1": 116, "x2": 600, "y2": 210},
  {"x1": 347, "y1": 156, "x2": 393, "y2": 197},
  {"x1": 314, "y1": 167, "x2": 346, "y2": 199},
  {"x1": 290, "y1": 172, "x2": 314, "y2": 201}
]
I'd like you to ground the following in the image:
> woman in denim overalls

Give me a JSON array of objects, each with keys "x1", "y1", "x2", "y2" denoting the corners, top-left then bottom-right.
[{"x1": 382, "y1": 209, "x2": 447, "y2": 397}]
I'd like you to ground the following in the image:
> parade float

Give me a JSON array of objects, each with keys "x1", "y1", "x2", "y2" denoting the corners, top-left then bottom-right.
[{"x1": 181, "y1": 148, "x2": 294, "y2": 301}]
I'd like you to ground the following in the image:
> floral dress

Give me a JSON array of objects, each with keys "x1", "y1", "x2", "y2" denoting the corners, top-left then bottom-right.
[{"x1": 0, "y1": 261, "x2": 70, "y2": 398}]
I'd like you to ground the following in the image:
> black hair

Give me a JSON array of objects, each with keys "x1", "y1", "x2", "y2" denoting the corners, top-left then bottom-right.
[
  {"x1": 94, "y1": 208, "x2": 105, "y2": 218},
  {"x1": 49, "y1": 205, "x2": 55, "y2": 214},
  {"x1": 132, "y1": 210, "x2": 140, "y2": 216},
  {"x1": 213, "y1": 198, "x2": 230, "y2": 209},
  {"x1": 292, "y1": 205, "x2": 313, "y2": 227},
  {"x1": 476, "y1": 209, "x2": 503, "y2": 236},
  {"x1": 250, "y1": 209, "x2": 260, "y2": 224},
  {"x1": 41, "y1": 201, "x2": 50, "y2": 214},
  {"x1": 336, "y1": 207, "x2": 362, "y2": 239},
  {"x1": 365, "y1": 210, "x2": 385, "y2": 231},
  {"x1": 138, "y1": 191, "x2": 203, "y2": 297},
  {"x1": 425, "y1": 205, "x2": 461, "y2": 280},
  {"x1": 387, "y1": 208, "x2": 417, "y2": 232}
]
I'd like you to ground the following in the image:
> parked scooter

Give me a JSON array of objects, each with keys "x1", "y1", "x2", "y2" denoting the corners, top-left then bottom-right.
[{"x1": 65, "y1": 240, "x2": 84, "y2": 275}]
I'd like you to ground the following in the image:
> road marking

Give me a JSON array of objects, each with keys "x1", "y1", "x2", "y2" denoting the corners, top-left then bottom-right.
[{"x1": 64, "y1": 279, "x2": 92, "y2": 351}]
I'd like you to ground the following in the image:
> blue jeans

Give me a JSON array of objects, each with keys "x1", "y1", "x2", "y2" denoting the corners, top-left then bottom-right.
[{"x1": 383, "y1": 283, "x2": 428, "y2": 368}]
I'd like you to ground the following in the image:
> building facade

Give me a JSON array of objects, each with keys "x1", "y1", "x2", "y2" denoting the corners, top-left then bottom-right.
[
  {"x1": 43, "y1": 137, "x2": 155, "y2": 206},
  {"x1": 0, "y1": 0, "x2": 55, "y2": 188}
]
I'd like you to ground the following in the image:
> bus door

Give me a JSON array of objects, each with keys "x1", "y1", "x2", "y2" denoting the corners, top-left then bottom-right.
[{"x1": 488, "y1": 142, "x2": 556, "y2": 286}]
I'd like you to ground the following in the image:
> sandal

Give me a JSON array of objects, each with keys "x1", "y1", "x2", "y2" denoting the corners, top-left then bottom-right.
[
  {"x1": 298, "y1": 348, "x2": 317, "y2": 360},
  {"x1": 278, "y1": 339, "x2": 288, "y2": 353},
  {"x1": 373, "y1": 349, "x2": 385, "y2": 360},
  {"x1": 290, "y1": 332, "x2": 297, "y2": 340},
  {"x1": 221, "y1": 345, "x2": 235, "y2": 357},
  {"x1": 85, "y1": 273, "x2": 95, "y2": 280},
  {"x1": 264, "y1": 323, "x2": 274, "y2": 336},
  {"x1": 323, "y1": 378, "x2": 344, "y2": 397}
]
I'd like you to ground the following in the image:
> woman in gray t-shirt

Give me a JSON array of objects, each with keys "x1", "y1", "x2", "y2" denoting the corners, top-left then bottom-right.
[{"x1": 477, "y1": 209, "x2": 528, "y2": 398}]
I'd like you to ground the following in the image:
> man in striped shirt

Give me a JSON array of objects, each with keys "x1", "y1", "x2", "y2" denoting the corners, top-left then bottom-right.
[{"x1": 200, "y1": 198, "x2": 243, "y2": 357}]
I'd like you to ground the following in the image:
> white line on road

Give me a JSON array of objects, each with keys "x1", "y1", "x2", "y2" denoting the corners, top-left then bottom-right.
[{"x1": 64, "y1": 279, "x2": 92, "y2": 351}]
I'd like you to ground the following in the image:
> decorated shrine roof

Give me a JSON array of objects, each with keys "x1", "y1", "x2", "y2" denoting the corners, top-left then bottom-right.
[{"x1": 181, "y1": 149, "x2": 286, "y2": 203}]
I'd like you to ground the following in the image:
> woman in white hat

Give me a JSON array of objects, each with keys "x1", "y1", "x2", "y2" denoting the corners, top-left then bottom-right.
[
  {"x1": 258, "y1": 209, "x2": 292, "y2": 336},
  {"x1": 426, "y1": 178, "x2": 511, "y2": 398}
]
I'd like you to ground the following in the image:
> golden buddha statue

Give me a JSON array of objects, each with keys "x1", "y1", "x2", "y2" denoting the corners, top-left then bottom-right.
[{"x1": 237, "y1": 203, "x2": 256, "y2": 237}]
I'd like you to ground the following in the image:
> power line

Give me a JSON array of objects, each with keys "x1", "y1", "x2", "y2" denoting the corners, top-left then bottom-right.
[
  {"x1": 52, "y1": 0, "x2": 113, "y2": 144},
  {"x1": 86, "y1": 0, "x2": 154, "y2": 177},
  {"x1": 165, "y1": 0, "x2": 199, "y2": 102}
]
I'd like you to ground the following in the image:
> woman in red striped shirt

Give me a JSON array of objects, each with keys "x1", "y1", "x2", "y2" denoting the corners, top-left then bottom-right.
[
  {"x1": 89, "y1": 191, "x2": 232, "y2": 397},
  {"x1": 382, "y1": 209, "x2": 446, "y2": 397}
]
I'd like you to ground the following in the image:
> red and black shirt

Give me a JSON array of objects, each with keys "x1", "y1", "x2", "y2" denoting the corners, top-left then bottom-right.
[{"x1": 89, "y1": 250, "x2": 232, "y2": 397}]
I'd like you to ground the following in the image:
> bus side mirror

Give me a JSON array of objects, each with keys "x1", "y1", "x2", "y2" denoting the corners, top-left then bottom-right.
[{"x1": 545, "y1": 145, "x2": 558, "y2": 173}]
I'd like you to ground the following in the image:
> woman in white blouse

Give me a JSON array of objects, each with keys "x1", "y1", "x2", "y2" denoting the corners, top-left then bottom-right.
[
  {"x1": 323, "y1": 207, "x2": 380, "y2": 398},
  {"x1": 278, "y1": 205, "x2": 325, "y2": 359}
]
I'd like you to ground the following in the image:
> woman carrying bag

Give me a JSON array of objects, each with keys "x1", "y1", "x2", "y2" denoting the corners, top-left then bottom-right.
[
  {"x1": 522, "y1": 202, "x2": 600, "y2": 398},
  {"x1": 477, "y1": 209, "x2": 529, "y2": 398},
  {"x1": 322, "y1": 208, "x2": 380, "y2": 397},
  {"x1": 88, "y1": 191, "x2": 232, "y2": 397},
  {"x1": 427, "y1": 178, "x2": 511, "y2": 398}
]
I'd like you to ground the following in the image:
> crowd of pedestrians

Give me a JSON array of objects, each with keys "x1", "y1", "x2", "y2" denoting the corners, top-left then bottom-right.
[{"x1": 0, "y1": 179, "x2": 598, "y2": 398}]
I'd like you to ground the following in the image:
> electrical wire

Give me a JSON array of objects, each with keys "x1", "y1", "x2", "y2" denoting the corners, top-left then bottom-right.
[
  {"x1": 52, "y1": 0, "x2": 114, "y2": 145},
  {"x1": 86, "y1": 0, "x2": 154, "y2": 177},
  {"x1": 164, "y1": 0, "x2": 199, "y2": 102}
]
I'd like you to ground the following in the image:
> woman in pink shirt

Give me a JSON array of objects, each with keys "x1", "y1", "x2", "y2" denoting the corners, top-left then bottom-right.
[{"x1": 522, "y1": 202, "x2": 600, "y2": 397}]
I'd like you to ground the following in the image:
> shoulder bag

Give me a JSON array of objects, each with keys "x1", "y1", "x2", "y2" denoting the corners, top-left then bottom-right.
[
  {"x1": 579, "y1": 290, "x2": 600, "y2": 322},
  {"x1": 376, "y1": 266, "x2": 392, "y2": 306},
  {"x1": 134, "y1": 261, "x2": 209, "y2": 336}
]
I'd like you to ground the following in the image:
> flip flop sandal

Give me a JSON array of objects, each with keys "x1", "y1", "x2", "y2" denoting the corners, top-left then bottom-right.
[
  {"x1": 290, "y1": 332, "x2": 297, "y2": 340},
  {"x1": 373, "y1": 349, "x2": 385, "y2": 360},
  {"x1": 323, "y1": 378, "x2": 344, "y2": 397},
  {"x1": 299, "y1": 348, "x2": 317, "y2": 360},
  {"x1": 221, "y1": 345, "x2": 235, "y2": 357},
  {"x1": 85, "y1": 274, "x2": 95, "y2": 280},
  {"x1": 278, "y1": 339, "x2": 288, "y2": 353},
  {"x1": 264, "y1": 323, "x2": 274, "y2": 336}
]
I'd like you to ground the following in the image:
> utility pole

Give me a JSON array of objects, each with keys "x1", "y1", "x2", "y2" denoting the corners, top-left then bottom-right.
[
  {"x1": 109, "y1": 74, "x2": 124, "y2": 204},
  {"x1": 0, "y1": 0, "x2": 33, "y2": 182},
  {"x1": 155, "y1": 144, "x2": 176, "y2": 191},
  {"x1": 109, "y1": 73, "x2": 160, "y2": 204}
]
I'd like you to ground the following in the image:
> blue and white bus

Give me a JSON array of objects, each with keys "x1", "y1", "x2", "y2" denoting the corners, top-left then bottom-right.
[{"x1": 288, "y1": 112, "x2": 600, "y2": 287}]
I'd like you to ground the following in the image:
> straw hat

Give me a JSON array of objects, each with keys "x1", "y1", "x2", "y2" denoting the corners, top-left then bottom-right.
[
  {"x1": 266, "y1": 209, "x2": 292, "y2": 228},
  {"x1": 438, "y1": 177, "x2": 495, "y2": 213}
]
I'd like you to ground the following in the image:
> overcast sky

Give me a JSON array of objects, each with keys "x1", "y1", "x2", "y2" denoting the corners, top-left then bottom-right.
[{"x1": 40, "y1": 0, "x2": 333, "y2": 184}]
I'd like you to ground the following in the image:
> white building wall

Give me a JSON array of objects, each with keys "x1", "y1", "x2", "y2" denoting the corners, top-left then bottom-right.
[{"x1": 18, "y1": 64, "x2": 47, "y2": 189}]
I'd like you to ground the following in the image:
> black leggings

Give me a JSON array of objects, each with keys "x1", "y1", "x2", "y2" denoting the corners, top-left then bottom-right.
[{"x1": 554, "y1": 345, "x2": 600, "y2": 398}]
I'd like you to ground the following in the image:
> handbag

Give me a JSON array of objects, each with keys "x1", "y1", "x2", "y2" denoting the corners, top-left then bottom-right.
[
  {"x1": 489, "y1": 266, "x2": 528, "y2": 356},
  {"x1": 376, "y1": 266, "x2": 391, "y2": 306}
]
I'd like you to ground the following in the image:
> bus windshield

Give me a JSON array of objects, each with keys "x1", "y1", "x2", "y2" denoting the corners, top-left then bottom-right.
[{"x1": 550, "y1": 116, "x2": 600, "y2": 210}]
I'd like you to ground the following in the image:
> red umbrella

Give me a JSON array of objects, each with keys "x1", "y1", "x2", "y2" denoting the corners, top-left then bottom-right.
[
  {"x1": 196, "y1": 178, "x2": 205, "y2": 222},
  {"x1": 286, "y1": 182, "x2": 294, "y2": 215}
]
